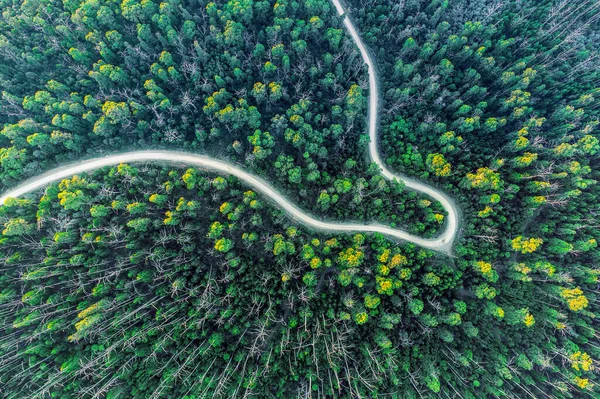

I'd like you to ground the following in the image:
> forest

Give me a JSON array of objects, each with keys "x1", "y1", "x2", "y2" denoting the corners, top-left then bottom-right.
[{"x1": 0, "y1": 0, "x2": 599, "y2": 398}]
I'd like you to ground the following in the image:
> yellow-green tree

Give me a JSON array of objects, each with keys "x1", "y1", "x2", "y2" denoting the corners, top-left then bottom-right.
[
  {"x1": 426, "y1": 153, "x2": 452, "y2": 176},
  {"x1": 511, "y1": 236, "x2": 543, "y2": 254}
]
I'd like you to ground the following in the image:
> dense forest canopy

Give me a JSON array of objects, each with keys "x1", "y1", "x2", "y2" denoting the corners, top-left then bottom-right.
[
  {"x1": 0, "y1": 0, "x2": 599, "y2": 398},
  {"x1": 0, "y1": 0, "x2": 447, "y2": 236}
]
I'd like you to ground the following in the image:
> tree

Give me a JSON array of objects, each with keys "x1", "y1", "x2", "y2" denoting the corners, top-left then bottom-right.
[
  {"x1": 2, "y1": 218, "x2": 34, "y2": 236},
  {"x1": 464, "y1": 167, "x2": 502, "y2": 190},
  {"x1": 364, "y1": 294, "x2": 381, "y2": 309},
  {"x1": 214, "y1": 238, "x2": 233, "y2": 252},
  {"x1": 345, "y1": 84, "x2": 366, "y2": 120},
  {"x1": 426, "y1": 153, "x2": 452, "y2": 176},
  {"x1": 511, "y1": 236, "x2": 543, "y2": 254}
]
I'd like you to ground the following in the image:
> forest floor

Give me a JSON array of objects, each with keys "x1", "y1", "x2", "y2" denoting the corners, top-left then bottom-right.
[{"x1": 0, "y1": 0, "x2": 461, "y2": 255}]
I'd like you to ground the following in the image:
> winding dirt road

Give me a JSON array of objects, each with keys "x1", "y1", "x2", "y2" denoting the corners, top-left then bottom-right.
[
  {"x1": 331, "y1": 0, "x2": 459, "y2": 253},
  {"x1": 0, "y1": 0, "x2": 459, "y2": 254}
]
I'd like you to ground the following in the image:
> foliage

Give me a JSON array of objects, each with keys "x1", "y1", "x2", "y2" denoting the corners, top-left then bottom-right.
[{"x1": 0, "y1": 0, "x2": 599, "y2": 397}]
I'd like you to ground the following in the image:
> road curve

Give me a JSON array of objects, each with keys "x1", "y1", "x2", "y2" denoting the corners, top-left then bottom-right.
[
  {"x1": 331, "y1": 0, "x2": 459, "y2": 254},
  {"x1": 0, "y1": 151, "x2": 453, "y2": 253},
  {"x1": 0, "y1": 0, "x2": 459, "y2": 254}
]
